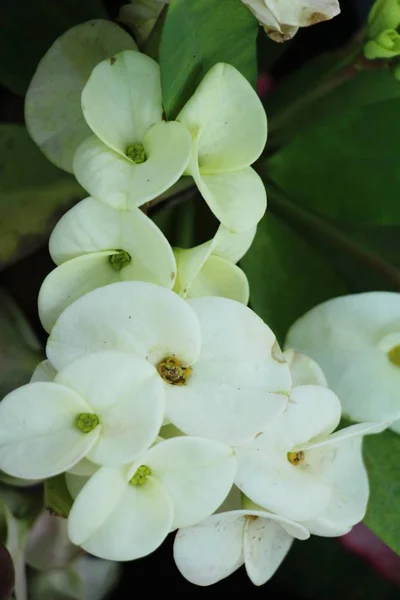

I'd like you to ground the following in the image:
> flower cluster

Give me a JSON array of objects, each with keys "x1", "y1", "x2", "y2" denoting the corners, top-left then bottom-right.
[{"x1": 0, "y1": 18, "x2": 388, "y2": 588}]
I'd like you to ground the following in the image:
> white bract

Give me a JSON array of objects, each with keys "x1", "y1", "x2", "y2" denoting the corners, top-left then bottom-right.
[
  {"x1": 174, "y1": 497, "x2": 309, "y2": 586},
  {"x1": 73, "y1": 50, "x2": 192, "y2": 209},
  {"x1": 0, "y1": 352, "x2": 164, "y2": 479},
  {"x1": 283, "y1": 348, "x2": 327, "y2": 387},
  {"x1": 46, "y1": 281, "x2": 291, "y2": 445},
  {"x1": 173, "y1": 225, "x2": 256, "y2": 304},
  {"x1": 177, "y1": 63, "x2": 267, "y2": 233},
  {"x1": 285, "y1": 292, "x2": 400, "y2": 433},
  {"x1": 67, "y1": 436, "x2": 236, "y2": 561},
  {"x1": 38, "y1": 197, "x2": 176, "y2": 332},
  {"x1": 235, "y1": 385, "x2": 387, "y2": 534},
  {"x1": 30, "y1": 360, "x2": 57, "y2": 383},
  {"x1": 25, "y1": 20, "x2": 137, "y2": 172},
  {"x1": 242, "y1": 0, "x2": 341, "y2": 42}
]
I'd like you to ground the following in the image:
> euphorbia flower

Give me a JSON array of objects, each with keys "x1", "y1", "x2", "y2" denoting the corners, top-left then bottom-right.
[
  {"x1": 174, "y1": 497, "x2": 309, "y2": 586},
  {"x1": 177, "y1": 63, "x2": 267, "y2": 233},
  {"x1": 38, "y1": 197, "x2": 176, "y2": 332},
  {"x1": 73, "y1": 50, "x2": 192, "y2": 209},
  {"x1": 235, "y1": 385, "x2": 387, "y2": 532},
  {"x1": 242, "y1": 0, "x2": 341, "y2": 42},
  {"x1": 25, "y1": 20, "x2": 137, "y2": 172},
  {"x1": 0, "y1": 352, "x2": 164, "y2": 479},
  {"x1": 67, "y1": 437, "x2": 236, "y2": 561},
  {"x1": 46, "y1": 281, "x2": 291, "y2": 445},
  {"x1": 285, "y1": 292, "x2": 400, "y2": 433},
  {"x1": 173, "y1": 225, "x2": 256, "y2": 304}
]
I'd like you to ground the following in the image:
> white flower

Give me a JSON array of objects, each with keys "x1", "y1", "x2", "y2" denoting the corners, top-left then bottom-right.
[
  {"x1": 173, "y1": 225, "x2": 256, "y2": 304},
  {"x1": 73, "y1": 50, "x2": 192, "y2": 209},
  {"x1": 46, "y1": 281, "x2": 291, "y2": 445},
  {"x1": 25, "y1": 20, "x2": 137, "y2": 172},
  {"x1": 242, "y1": 0, "x2": 341, "y2": 42},
  {"x1": 38, "y1": 197, "x2": 176, "y2": 332},
  {"x1": 283, "y1": 348, "x2": 328, "y2": 387},
  {"x1": 0, "y1": 352, "x2": 164, "y2": 479},
  {"x1": 285, "y1": 292, "x2": 400, "y2": 433},
  {"x1": 67, "y1": 436, "x2": 236, "y2": 561},
  {"x1": 173, "y1": 498, "x2": 309, "y2": 586},
  {"x1": 234, "y1": 385, "x2": 387, "y2": 533},
  {"x1": 177, "y1": 63, "x2": 267, "y2": 233}
]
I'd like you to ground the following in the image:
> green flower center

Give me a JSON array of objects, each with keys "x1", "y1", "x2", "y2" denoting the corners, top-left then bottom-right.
[
  {"x1": 287, "y1": 450, "x2": 305, "y2": 466},
  {"x1": 109, "y1": 249, "x2": 131, "y2": 271},
  {"x1": 76, "y1": 413, "x2": 99, "y2": 433},
  {"x1": 157, "y1": 356, "x2": 192, "y2": 386},
  {"x1": 126, "y1": 143, "x2": 147, "y2": 164},
  {"x1": 388, "y1": 344, "x2": 400, "y2": 367},
  {"x1": 130, "y1": 465, "x2": 152, "y2": 486}
]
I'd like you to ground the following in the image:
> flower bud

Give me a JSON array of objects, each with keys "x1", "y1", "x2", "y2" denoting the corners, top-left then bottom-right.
[
  {"x1": 367, "y1": 0, "x2": 400, "y2": 41},
  {"x1": 364, "y1": 28, "x2": 400, "y2": 59}
]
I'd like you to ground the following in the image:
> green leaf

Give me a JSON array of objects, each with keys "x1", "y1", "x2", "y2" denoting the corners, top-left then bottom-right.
[
  {"x1": 363, "y1": 428, "x2": 400, "y2": 555},
  {"x1": 0, "y1": 289, "x2": 43, "y2": 399},
  {"x1": 241, "y1": 212, "x2": 346, "y2": 344},
  {"x1": 262, "y1": 187, "x2": 400, "y2": 293},
  {"x1": 0, "y1": 0, "x2": 107, "y2": 95},
  {"x1": 0, "y1": 124, "x2": 83, "y2": 268},
  {"x1": 159, "y1": 0, "x2": 258, "y2": 119},
  {"x1": 267, "y1": 95, "x2": 400, "y2": 224},
  {"x1": 267, "y1": 62, "x2": 400, "y2": 144},
  {"x1": 44, "y1": 475, "x2": 73, "y2": 519}
]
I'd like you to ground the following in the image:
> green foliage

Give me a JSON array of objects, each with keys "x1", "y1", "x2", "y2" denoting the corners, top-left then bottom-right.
[
  {"x1": 159, "y1": 0, "x2": 258, "y2": 118},
  {"x1": 0, "y1": 0, "x2": 107, "y2": 95},
  {"x1": 363, "y1": 428, "x2": 400, "y2": 554},
  {"x1": 266, "y1": 64, "x2": 400, "y2": 225},
  {"x1": 0, "y1": 289, "x2": 43, "y2": 399},
  {"x1": 241, "y1": 212, "x2": 346, "y2": 344},
  {"x1": 0, "y1": 125, "x2": 83, "y2": 268},
  {"x1": 268, "y1": 96, "x2": 400, "y2": 224},
  {"x1": 44, "y1": 475, "x2": 73, "y2": 519}
]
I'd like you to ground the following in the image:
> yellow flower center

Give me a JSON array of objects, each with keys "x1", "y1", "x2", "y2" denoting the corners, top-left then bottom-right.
[
  {"x1": 388, "y1": 344, "x2": 400, "y2": 367},
  {"x1": 130, "y1": 465, "x2": 152, "y2": 486},
  {"x1": 287, "y1": 450, "x2": 305, "y2": 466},
  {"x1": 157, "y1": 356, "x2": 192, "y2": 386}
]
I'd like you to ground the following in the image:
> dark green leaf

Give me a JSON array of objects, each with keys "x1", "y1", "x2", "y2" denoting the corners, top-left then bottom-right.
[
  {"x1": 160, "y1": 0, "x2": 258, "y2": 119},
  {"x1": 0, "y1": 289, "x2": 43, "y2": 399},
  {"x1": 268, "y1": 62, "x2": 400, "y2": 144},
  {"x1": 0, "y1": 0, "x2": 107, "y2": 95},
  {"x1": 241, "y1": 212, "x2": 346, "y2": 343},
  {"x1": 44, "y1": 475, "x2": 73, "y2": 519},
  {"x1": 267, "y1": 96, "x2": 400, "y2": 224},
  {"x1": 0, "y1": 125, "x2": 83, "y2": 268},
  {"x1": 363, "y1": 428, "x2": 400, "y2": 555},
  {"x1": 263, "y1": 188, "x2": 400, "y2": 293}
]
